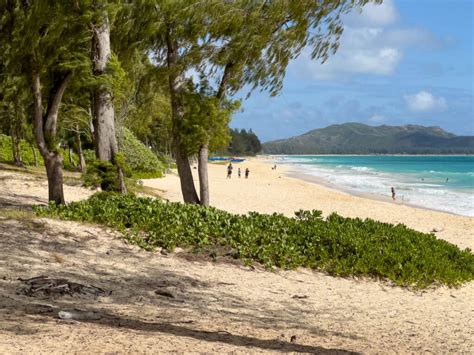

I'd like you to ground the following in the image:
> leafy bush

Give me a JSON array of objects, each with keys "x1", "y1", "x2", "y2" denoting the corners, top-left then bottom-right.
[
  {"x1": 61, "y1": 147, "x2": 79, "y2": 171},
  {"x1": 82, "y1": 160, "x2": 123, "y2": 191},
  {"x1": 34, "y1": 193, "x2": 474, "y2": 288},
  {"x1": 121, "y1": 128, "x2": 164, "y2": 178},
  {"x1": 0, "y1": 134, "x2": 80, "y2": 171},
  {"x1": 83, "y1": 149, "x2": 96, "y2": 164},
  {"x1": 0, "y1": 134, "x2": 43, "y2": 166}
]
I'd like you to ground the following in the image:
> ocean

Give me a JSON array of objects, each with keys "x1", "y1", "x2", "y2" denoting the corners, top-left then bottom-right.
[{"x1": 274, "y1": 155, "x2": 474, "y2": 217}]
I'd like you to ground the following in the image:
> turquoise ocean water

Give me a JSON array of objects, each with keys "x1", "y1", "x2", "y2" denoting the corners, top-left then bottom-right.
[{"x1": 274, "y1": 155, "x2": 474, "y2": 217}]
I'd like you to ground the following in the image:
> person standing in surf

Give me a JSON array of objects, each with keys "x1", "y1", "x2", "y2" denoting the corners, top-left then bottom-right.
[{"x1": 391, "y1": 187, "x2": 396, "y2": 201}]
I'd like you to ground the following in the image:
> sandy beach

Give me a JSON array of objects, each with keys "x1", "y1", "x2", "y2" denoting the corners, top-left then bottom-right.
[
  {"x1": 1, "y1": 163, "x2": 473, "y2": 353},
  {"x1": 144, "y1": 156, "x2": 474, "y2": 250}
]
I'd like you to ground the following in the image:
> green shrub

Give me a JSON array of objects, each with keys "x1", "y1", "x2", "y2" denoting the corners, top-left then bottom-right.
[
  {"x1": 83, "y1": 149, "x2": 96, "y2": 164},
  {"x1": 82, "y1": 160, "x2": 121, "y2": 191},
  {"x1": 61, "y1": 147, "x2": 79, "y2": 171},
  {"x1": 34, "y1": 192, "x2": 474, "y2": 288},
  {"x1": 0, "y1": 134, "x2": 43, "y2": 166},
  {"x1": 121, "y1": 128, "x2": 164, "y2": 178},
  {"x1": 0, "y1": 134, "x2": 80, "y2": 171}
]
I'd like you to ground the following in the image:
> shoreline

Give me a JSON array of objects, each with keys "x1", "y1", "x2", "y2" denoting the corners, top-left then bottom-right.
[
  {"x1": 267, "y1": 155, "x2": 473, "y2": 218},
  {"x1": 283, "y1": 165, "x2": 464, "y2": 218}
]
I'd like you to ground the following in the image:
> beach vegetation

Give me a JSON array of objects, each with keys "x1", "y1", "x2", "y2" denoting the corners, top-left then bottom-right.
[{"x1": 34, "y1": 192, "x2": 474, "y2": 288}]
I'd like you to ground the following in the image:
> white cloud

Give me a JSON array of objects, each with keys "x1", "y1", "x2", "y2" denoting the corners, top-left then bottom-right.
[
  {"x1": 288, "y1": 0, "x2": 443, "y2": 81},
  {"x1": 404, "y1": 91, "x2": 448, "y2": 112},
  {"x1": 345, "y1": 0, "x2": 399, "y2": 27},
  {"x1": 293, "y1": 28, "x2": 403, "y2": 79}
]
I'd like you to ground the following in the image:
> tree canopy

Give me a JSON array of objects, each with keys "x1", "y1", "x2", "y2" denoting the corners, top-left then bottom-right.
[{"x1": 0, "y1": 0, "x2": 382, "y2": 204}]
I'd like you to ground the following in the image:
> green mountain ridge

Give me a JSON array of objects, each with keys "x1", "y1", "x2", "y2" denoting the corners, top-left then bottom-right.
[{"x1": 263, "y1": 123, "x2": 474, "y2": 154}]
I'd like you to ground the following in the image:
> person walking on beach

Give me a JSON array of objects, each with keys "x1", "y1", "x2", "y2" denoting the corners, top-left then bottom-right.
[
  {"x1": 227, "y1": 163, "x2": 233, "y2": 179},
  {"x1": 391, "y1": 187, "x2": 396, "y2": 201},
  {"x1": 238, "y1": 168, "x2": 241, "y2": 178},
  {"x1": 245, "y1": 168, "x2": 250, "y2": 179}
]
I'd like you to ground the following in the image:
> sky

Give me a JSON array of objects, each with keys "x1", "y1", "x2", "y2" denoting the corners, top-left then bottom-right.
[{"x1": 230, "y1": 0, "x2": 474, "y2": 142}]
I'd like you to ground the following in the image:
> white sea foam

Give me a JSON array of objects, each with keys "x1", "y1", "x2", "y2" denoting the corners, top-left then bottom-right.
[
  {"x1": 350, "y1": 166, "x2": 373, "y2": 172},
  {"x1": 282, "y1": 159, "x2": 474, "y2": 217}
]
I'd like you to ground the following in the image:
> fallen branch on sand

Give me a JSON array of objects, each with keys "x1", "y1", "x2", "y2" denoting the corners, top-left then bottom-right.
[{"x1": 18, "y1": 276, "x2": 106, "y2": 297}]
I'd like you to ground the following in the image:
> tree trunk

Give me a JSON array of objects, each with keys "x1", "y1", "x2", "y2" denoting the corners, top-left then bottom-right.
[
  {"x1": 68, "y1": 146, "x2": 75, "y2": 167},
  {"x1": 31, "y1": 70, "x2": 71, "y2": 205},
  {"x1": 11, "y1": 131, "x2": 22, "y2": 166},
  {"x1": 44, "y1": 153, "x2": 65, "y2": 205},
  {"x1": 91, "y1": 9, "x2": 126, "y2": 194},
  {"x1": 196, "y1": 62, "x2": 234, "y2": 205},
  {"x1": 175, "y1": 148, "x2": 200, "y2": 203},
  {"x1": 166, "y1": 27, "x2": 199, "y2": 204},
  {"x1": 30, "y1": 143, "x2": 38, "y2": 166},
  {"x1": 10, "y1": 116, "x2": 23, "y2": 166},
  {"x1": 197, "y1": 144, "x2": 209, "y2": 206},
  {"x1": 75, "y1": 129, "x2": 86, "y2": 173}
]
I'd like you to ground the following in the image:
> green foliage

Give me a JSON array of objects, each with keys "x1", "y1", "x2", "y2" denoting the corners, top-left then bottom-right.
[
  {"x1": 180, "y1": 82, "x2": 239, "y2": 155},
  {"x1": 120, "y1": 128, "x2": 164, "y2": 178},
  {"x1": 34, "y1": 193, "x2": 474, "y2": 288},
  {"x1": 61, "y1": 147, "x2": 79, "y2": 171},
  {"x1": 225, "y1": 128, "x2": 262, "y2": 156},
  {"x1": 0, "y1": 134, "x2": 42, "y2": 165},
  {"x1": 82, "y1": 160, "x2": 123, "y2": 192}
]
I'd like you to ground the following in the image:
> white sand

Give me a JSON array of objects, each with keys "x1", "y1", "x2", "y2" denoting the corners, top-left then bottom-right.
[{"x1": 1, "y1": 165, "x2": 473, "y2": 353}]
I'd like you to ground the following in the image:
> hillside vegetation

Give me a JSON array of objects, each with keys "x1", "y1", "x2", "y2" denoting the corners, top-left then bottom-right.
[{"x1": 263, "y1": 123, "x2": 474, "y2": 154}]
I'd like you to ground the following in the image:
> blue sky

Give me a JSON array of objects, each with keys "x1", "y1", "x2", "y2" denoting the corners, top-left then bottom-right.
[{"x1": 230, "y1": 0, "x2": 474, "y2": 142}]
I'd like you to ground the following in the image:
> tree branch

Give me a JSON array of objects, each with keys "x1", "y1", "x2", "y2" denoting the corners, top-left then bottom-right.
[
  {"x1": 44, "y1": 72, "x2": 72, "y2": 143},
  {"x1": 216, "y1": 62, "x2": 234, "y2": 101},
  {"x1": 31, "y1": 71, "x2": 48, "y2": 157}
]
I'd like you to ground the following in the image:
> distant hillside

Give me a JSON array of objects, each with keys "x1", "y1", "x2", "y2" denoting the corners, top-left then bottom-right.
[{"x1": 263, "y1": 123, "x2": 474, "y2": 154}]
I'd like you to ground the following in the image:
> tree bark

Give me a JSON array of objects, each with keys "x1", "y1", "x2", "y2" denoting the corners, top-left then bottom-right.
[
  {"x1": 31, "y1": 70, "x2": 71, "y2": 205},
  {"x1": 166, "y1": 26, "x2": 200, "y2": 204},
  {"x1": 91, "y1": 9, "x2": 127, "y2": 194},
  {"x1": 75, "y1": 128, "x2": 86, "y2": 173},
  {"x1": 197, "y1": 62, "x2": 234, "y2": 205},
  {"x1": 197, "y1": 144, "x2": 209, "y2": 206},
  {"x1": 11, "y1": 129, "x2": 22, "y2": 166},
  {"x1": 45, "y1": 153, "x2": 65, "y2": 205}
]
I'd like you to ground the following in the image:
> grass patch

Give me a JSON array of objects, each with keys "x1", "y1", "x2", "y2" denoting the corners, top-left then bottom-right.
[
  {"x1": 34, "y1": 192, "x2": 474, "y2": 288},
  {"x1": 0, "y1": 208, "x2": 36, "y2": 220}
]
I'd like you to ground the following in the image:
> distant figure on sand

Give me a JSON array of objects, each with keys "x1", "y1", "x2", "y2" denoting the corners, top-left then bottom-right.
[
  {"x1": 391, "y1": 187, "x2": 396, "y2": 201},
  {"x1": 272, "y1": 164, "x2": 277, "y2": 170},
  {"x1": 227, "y1": 163, "x2": 233, "y2": 179},
  {"x1": 238, "y1": 168, "x2": 241, "y2": 178},
  {"x1": 245, "y1": 168, "x2": 250, "y2": 179}
]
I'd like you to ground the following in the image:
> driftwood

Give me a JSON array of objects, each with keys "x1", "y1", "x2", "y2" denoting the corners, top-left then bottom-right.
[{"x1": 18, "y1": 276, "x2": 106, "y2": 297}]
